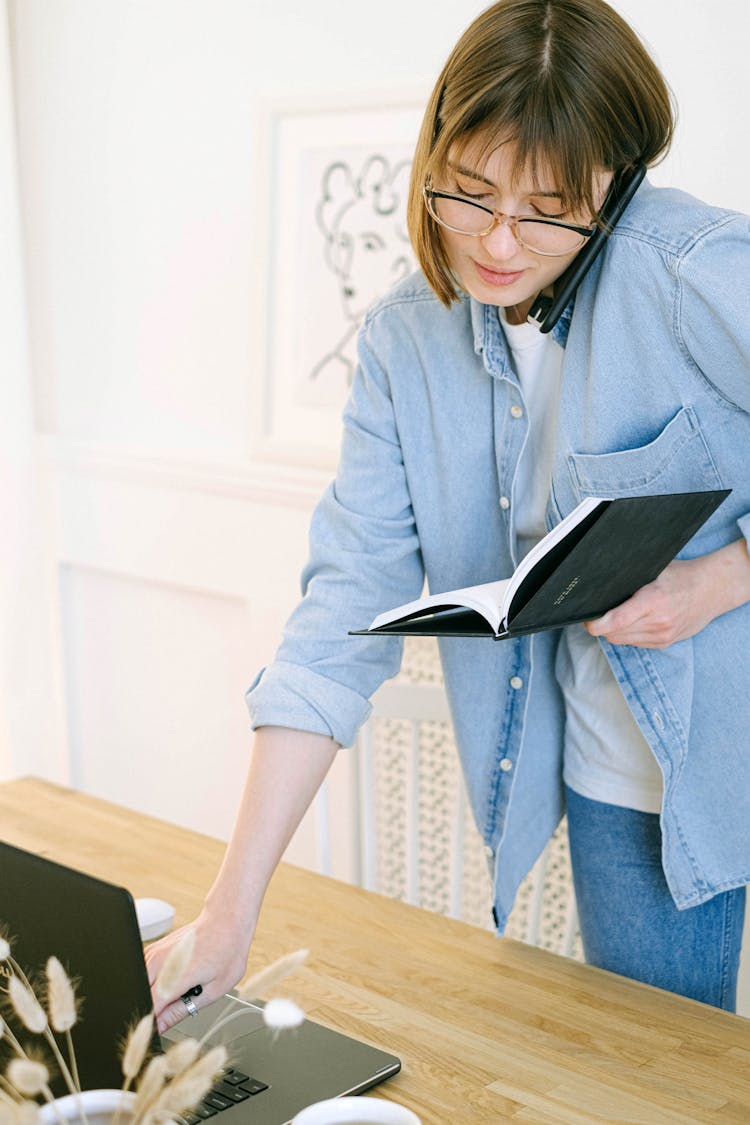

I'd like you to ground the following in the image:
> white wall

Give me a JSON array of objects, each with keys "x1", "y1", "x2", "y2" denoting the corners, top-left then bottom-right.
[
  {"x1": 0, "y1": 0, "x2": 67, "y2": 783},
  {"x1": 11, "y1": 0, "x2": 477, "y2": 456},
  {"x1": 11, "y1": 0, "x2": 750, "y2": 465},
  {"x1": 5, "y1": 0, "x2": 495, "y2": 847},
  {"x1": 3, "y1": 0, "x2": 750, "y2": 995},
  {"x1": 621, "y1": 0, "x2": 749, "y2": 211}
]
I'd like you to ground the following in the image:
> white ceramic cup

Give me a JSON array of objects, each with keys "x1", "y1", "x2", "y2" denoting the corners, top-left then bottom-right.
[
  {"x1": 290, "y1": 1096, "x2": 421, "y2": 1125},
  {"x1": 39, "y1": 1090, "x2": 137, "y2": 1125}
]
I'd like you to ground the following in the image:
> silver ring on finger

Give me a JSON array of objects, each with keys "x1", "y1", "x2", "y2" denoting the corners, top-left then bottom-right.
[{"x1": 182, "y1": 994, "x2": 199, "y2": 1017}]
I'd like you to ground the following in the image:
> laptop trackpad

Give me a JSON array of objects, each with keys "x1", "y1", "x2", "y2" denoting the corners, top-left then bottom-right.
[{"x1": 164, "y1": 994, "x2": 266, "y2": 1046}]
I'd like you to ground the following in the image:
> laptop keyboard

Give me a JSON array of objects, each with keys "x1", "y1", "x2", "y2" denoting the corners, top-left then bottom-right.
[{"x1": 181, "y1": 1067, "x2": 269, "y2": 1121}]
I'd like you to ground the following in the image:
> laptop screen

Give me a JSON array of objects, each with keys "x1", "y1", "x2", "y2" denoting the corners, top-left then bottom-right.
[{"x1": 0, "y1": 840, "x2": 156, "y2": 1095}]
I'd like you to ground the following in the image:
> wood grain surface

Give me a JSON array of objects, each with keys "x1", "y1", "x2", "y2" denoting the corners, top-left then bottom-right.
[{"x1": 2, "y1": 777, "x2": 749, "y2": 1124}]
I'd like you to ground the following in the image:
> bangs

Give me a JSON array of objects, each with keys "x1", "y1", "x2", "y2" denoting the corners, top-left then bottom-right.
[{"x1": 426, "y1": 81, "x2": 617, "y2": 219}]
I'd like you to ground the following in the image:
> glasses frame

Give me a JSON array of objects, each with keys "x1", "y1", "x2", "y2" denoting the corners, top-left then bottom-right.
[{"x1": 423, "y1": 185, "x2": 596, "y2": 257}]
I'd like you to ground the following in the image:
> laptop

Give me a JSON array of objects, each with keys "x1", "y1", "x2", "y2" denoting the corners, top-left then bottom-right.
[{"x1": 0, "y1": 840, "x2": 401, "y2": 1123}]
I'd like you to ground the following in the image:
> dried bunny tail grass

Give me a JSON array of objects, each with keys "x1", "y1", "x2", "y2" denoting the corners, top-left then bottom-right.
[
  {"x1": 5, "y1": 961, "x2": 78, "y2": 1099},
  {"x1": 0, "y1": 1082, "x2": 20, "y2": 1107},
  {"x1": 0, "y1": 1019, "x2": 24, "y2": 1063},
  {"x1": 151, "y1": 1045, "x2": 227, "y2": 1117},
  {"x1": 14, "y1": 1103, "x2": 43, "y2": 1125},
  {"x1": 45, "y1": 958, "x2": 77, "y2": 1033},
  {"x1": 8, "y1": 977, "x2": 47, "y2": 1034},
  {"x1": 0, "y1": 1102, "x2": 37, "y2": 1125},
  {"x1": 237, "y1": 949, "x2": 309, "y2": 1002},
  {"x1": 132, "y1": 1054, "x2": 169, "y2": 1118},
  {"x1": 12, "y1": 980, "x2": 81, "y2": 1102},
  {"x1": 0, "y1": 938, "x2": 10, "y2": 961},
  {"x1": 153, "y1": 931, "x2": 195, "y2": 1002},
  {"x1": 121, "y1": 1013, "x2": 155, "y2": 1087},
  {"x1": 163, "y1": 1038, "x2": 200, "y2": 1078},
  {"x1": 262, "y1": 997, "x2": 305, "y2": 1032},
  {"x1": 3, "y1": 1063, "x2": 61, "y2": 1125},
  {"x1": 6, "y1": 1060, "x2": 49, "y2": 1098}
]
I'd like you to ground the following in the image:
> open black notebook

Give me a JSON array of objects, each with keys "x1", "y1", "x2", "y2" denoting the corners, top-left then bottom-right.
[{"x1": 350, "y1": 489, "x2": 730, "y2": 640}]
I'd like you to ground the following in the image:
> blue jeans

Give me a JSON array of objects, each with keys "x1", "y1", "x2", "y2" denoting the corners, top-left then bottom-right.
[{"x1": 565, "y1": 786, "x2": 746, "y2": 1012}]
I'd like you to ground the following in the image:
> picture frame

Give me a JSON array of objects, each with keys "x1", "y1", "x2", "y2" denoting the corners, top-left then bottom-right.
[{"x1": 253, "y1": 91, "x2": 426, "y2": 470}]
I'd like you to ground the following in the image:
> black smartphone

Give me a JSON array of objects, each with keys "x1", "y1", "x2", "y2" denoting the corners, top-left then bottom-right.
[{"x1": 527, "y1": 161, "x2": 647, "y2": 333}]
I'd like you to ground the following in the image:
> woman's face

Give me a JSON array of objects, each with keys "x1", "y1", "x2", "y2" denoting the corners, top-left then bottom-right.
[{"x1": 435, "y1": 139, "x2": 612, "y2": 322}]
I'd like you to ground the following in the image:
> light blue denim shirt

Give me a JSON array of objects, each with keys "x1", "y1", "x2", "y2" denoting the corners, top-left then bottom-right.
[{"x1": 246, "y1": 180, "x2": 750, "y2": 929}]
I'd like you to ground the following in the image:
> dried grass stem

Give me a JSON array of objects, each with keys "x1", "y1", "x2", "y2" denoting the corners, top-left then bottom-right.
[
  {"x1": 153, "y1": 931, "x2": 195, "y2": 1002},
  {"x1": 121, "y1": 1014, "x2": 155, "y2": 1088}
]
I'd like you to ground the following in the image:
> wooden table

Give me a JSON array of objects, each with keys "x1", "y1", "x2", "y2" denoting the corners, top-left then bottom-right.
[{"x1": 2, "y1": 777, "x2": 750, "y2": 1124}]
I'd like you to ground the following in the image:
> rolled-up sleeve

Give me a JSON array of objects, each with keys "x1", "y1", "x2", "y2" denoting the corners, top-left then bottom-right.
[{"x1": 245, "y1": 313, "x2": 425, "y2": 747}]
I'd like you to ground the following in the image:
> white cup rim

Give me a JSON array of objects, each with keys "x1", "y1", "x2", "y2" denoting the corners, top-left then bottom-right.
[
  {"x1": 290, "y1": 1095, "x2": 421, "y2": 1125},
  {"x1": 38, "y1": 1090, "x2": 137, "y2": 1124}
]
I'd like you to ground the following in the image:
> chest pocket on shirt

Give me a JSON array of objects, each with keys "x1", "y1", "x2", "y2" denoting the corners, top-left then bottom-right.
[{"x1": 567, "y1": 405, "x2": 722, "y2": 500}]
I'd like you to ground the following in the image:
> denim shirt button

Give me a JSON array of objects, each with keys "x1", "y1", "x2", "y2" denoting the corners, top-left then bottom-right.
[
  {"x1": 499, "y1": 495, "x2": 510, "y2": 510},
  {"x1": 510, "y1": 676, "x2": 523, "y2": 690},
  {"x1": 510, "y1": 404, "x2": 523, "y2": 419},
  {"x1": 484, "y1": 844, "x2": 494, "y2": 858},
  {"x1": 499, "y1": 758, "x2": 513, "y2": 772}
]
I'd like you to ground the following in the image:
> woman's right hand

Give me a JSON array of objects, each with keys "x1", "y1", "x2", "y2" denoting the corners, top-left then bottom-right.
[
  {"x1": 144, "y1": 906, "x2": 255, "y2": 1033},
  {"x1": 144, "y1": 726, "x2": 337, "y2": 1034}
]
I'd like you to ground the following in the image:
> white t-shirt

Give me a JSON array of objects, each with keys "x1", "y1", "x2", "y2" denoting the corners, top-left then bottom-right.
[
  {"x1": 500, "y1": 310, "x2": 663, "y2": 815},
  {"x1": 500, "y1": 314, "x2": 562, "y2": 558}
]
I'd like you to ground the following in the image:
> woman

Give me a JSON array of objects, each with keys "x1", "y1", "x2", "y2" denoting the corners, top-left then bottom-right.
[{"x1": 146, "y1": 0, "x2": 750, "y2": 1027}]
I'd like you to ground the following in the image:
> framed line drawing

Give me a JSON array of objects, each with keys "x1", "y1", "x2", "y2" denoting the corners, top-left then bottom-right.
[{"x1": 255, "y1": 94, "x2": 425, "y2": 468}]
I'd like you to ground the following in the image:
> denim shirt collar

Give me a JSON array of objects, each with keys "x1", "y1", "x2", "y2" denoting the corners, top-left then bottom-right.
[
  {"x1": 551, "y1": 298, "x2": 574, "y2": 346},
  {"x1": 470, "y1": 293, "x2": 574, "y2": 377}
]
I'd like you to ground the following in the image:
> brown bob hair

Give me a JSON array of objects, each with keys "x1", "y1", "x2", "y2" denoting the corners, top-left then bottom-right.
[{"x1": 408, "y1": 0, "x2": 675, "y2": 305}]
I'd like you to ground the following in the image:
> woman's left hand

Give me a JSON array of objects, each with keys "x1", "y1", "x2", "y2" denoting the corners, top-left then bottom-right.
[{"x1": 586, "y1": 538, "x2": 750, "y2": 649}]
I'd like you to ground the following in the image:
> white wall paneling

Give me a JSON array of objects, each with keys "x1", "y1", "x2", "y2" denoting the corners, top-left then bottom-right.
[
  {"x1": 59, "y1": 566, "x2": 256, "y2": 841},
  {"x1": 47, "y1": 439, "x2": 327, "y2": 600}
]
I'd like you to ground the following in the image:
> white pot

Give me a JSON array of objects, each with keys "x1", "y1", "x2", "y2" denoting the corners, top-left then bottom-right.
[
  {"x1": 290, "y1": 1096, "x2": 421, "y2": 1125},
  {"x1": 39, "y1": 1090, "x2": 137, "y2": 1125}
]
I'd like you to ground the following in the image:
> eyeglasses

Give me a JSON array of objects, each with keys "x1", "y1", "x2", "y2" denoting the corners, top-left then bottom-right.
[{"x1": 423, "y1": 185, "x2": 596, "y2": 257}]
